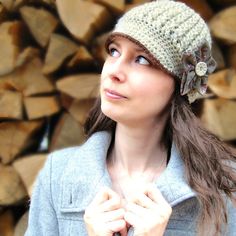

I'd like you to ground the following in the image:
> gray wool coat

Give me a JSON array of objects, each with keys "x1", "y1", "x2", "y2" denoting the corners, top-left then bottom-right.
[{"x1": 25, "y1": 131, "x2": 236, "y2": 236}]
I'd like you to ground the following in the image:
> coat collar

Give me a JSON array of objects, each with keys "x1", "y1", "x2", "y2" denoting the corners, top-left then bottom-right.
[{"x1": 60, "y1": 131, "x2": 196, "y2": 213}]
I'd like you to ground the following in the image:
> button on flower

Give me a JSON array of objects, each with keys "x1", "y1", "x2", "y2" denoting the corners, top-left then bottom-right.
[{"x1": 180, "y1": 41, "x2": 217, "y2": 103}]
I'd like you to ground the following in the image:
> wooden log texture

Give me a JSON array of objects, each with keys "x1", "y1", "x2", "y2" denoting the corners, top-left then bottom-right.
[
  {"x1": 212, "y1": 42, "x2": 226, "y2": 70},
  {"x1": 0, "y1": 21, "x2": 24, "y2": 76},
  {"x1": 227, "y1": 44, "x2": 236, "y2": 70},
  {"x1": 209, "y1": 6, "x2": 236, "y2": 45},
  {"x1": 0, "y1": 164, "x2": 27, "y2": 205},
  {"x1": 201, "y1": 98, "x2": 236, "y2": 141},
  {"x1": 91, "y1": 32, "x2": 109, "y2": 65},
  {"x1": 24, "y1": 96, "x2": 61, "y2": 120},
  {"x1": 68, "y1": 99, "x2": 95, "y2": 125},
  {"x1": 0, "y1": 120, "x2": 43, "y2": 164},
  {"x1": 0, "y1": 0, "x2": 14, "y2": 11},
  {"x1": 2, "y1": 57, "x2": 55, "y2": 97},
  {"x1": 0, "y1": 91, "x2": 23, "y2": 120},
  {"x1": 13, "y1": 154, "x2": 47, "y2": 196},
  {"x1": 0, "y1": 210, "x2": 14, "y2": 236},
  {"x1": 56, "y1": 0, "x2": 112, "y2": 43},
  {"x1": 43, "y1": 33, "x2": 79, "y2": 74},
  {"x1": 66, "y1": 46, "x2": 94, "y2": 70},
  {"x1": 49, "y1": 112, "x2": 85, "y2": 151},
  {"x1": 0, "y1": 4, "x2": 7, "y2": 23},
  {"x1": 177, "y1": 0, "x2": 214, "y2": 21},
  {"x1": 20, "y1": 6, "x2": 58, "y2": 47},
  {"x1": 208, "y1": 69, "x2": 236, "y2": 99},
  {"x1": 91, "y1": 0, "x2": 125, "y2": 15},
  {"x1": 0, "y1": 0, "x2": 234, "y2": 232},
  {"x1": 56, "y1": 73, "x2": 100, "y2": 100},
  {"x1": 14, "y1": 211, "x2": 28, "y2": 236}
]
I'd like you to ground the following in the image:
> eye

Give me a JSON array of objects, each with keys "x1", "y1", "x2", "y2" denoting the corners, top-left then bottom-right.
[
  {"x1": 108, "y1": 47, "x2": 120, "y2": 58},
  {"x1": 136, "y1": 55, "x2": 150, "y2": 65}
]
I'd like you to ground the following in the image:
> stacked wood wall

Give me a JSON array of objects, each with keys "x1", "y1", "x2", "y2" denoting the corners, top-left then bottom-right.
[{"x1": 0, "y1": 0, "x2": 235, "y2": 235}]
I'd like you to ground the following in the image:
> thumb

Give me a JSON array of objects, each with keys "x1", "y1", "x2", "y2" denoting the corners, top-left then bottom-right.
[{"x1": 119, "y1": 226, "x2": 128, "y2": 236}]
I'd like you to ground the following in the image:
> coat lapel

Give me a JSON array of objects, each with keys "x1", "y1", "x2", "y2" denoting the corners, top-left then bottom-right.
[
  {"x1": 60, "y1": 131, "x2": 113, "y2": 213},
  {"x1": 60, "y1": 131, "x2": 196, "y2": 213}
]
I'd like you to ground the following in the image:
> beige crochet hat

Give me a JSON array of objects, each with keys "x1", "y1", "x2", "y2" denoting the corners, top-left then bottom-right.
[{"x1": 105, "y1": 0, "x2": 217, "y2": 103}]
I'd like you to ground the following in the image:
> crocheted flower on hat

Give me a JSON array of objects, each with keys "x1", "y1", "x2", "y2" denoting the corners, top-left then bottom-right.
[{"x1": 181, "y1": 41, "x2": 217, "y2": 103}]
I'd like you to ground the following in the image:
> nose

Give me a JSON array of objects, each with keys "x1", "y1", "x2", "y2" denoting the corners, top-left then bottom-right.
[{"x1": 106, "y1": 56, "x2": 127, "y2": 83}]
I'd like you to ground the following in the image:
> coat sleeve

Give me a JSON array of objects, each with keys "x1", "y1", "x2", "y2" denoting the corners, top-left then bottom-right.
[
  {"x1": 226, "y1": 197, "x2": 236, "y2": 236},
  {"x1": 24, "y1": 154, "x2": 59, "y2": 236}
]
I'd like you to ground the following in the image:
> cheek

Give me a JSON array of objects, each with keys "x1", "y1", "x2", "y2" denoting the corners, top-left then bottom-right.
[
  {"x1": 134, "y1": 80, "x2": 175, "y2": 113},
  {"x1": 136, "y1": 81, "x2": 174, "y2": 99}
]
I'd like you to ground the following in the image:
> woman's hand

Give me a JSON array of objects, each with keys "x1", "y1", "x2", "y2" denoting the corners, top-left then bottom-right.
[
  {"x1": 84, "y1": 187, "x2": 127, "y2": 236},
  {"x1": 124, "y1": 184, "x2": 172, "y2": 236}
]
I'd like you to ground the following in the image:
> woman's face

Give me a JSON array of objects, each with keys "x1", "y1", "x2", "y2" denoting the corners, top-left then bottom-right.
[{"x1": 100, "y1": 36, "x2": 175, "y2": 126}]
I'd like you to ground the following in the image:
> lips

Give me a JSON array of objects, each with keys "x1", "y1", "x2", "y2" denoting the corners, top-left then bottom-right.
[{"x1": 104, "y1": 89, "x2": 127, "y2": 99}]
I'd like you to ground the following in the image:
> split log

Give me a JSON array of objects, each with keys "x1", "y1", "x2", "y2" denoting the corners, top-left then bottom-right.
[
  {"x1": 91, "y1": 0, "x2": 125, "y2": 15},
  {"x1": 14, "y1": 211, "x2": 28, "y2": 236},
  {"x1": 13, "y1": 154, "x2": 47, "y2": 196},
  {"x1": 0, "y1": 210, "x2": 14, "y2": 236},
  {"x1": 0, "y1": 91, "x2": 23, "y2": 120},
  {"x1": 49, "y1": 112, "x2": 85, "y2": 151},
  {"x1": 43, "y1": 33, "x2": 79, "y2": 74},
  {"x1": 91, "y1": 32, "x2": 109, "y2": 65},
  {"x1": 177, "y1": 0, "x2": 214, "y2": 21},
  {"x1": 3, "y1": 57, "x2": 55, "y2": 96},
  {"x1": 56, "y1": 0, "x2": 112, "y2": 44},
  {"x1": 132, "y1": 0, "x2": 152, "y2": 3},
  {"x1": 0, "y1": 21, "x2": 24, "y2": 76},
  {"x1": 0, "y1": 120, "x2": 43, "y2": 164},
  {"x1": 68, "y1": 99, "x2": 95, "y2": 125},
  {"x1": 15, "y1": 47, "x2": 40, "y2": 69},
  {"x1": 125, "y1": 1, "x2": 149, "y2": 11},
  {"x1": 212, "y1": 42, "x2": 225, "y2": 70},
  {"x1": 0, "y1": 0, "x2": 27, "y2": 12},
  {"x1": 0, "y1": 164, "x2": 27, "y2": 205},
  {"x1": 0, "y1": 4, "x2": 7, "y2": 23},
  {"x1": 201, "y1": 98, "x2": 236, "y2": 141},
  {"x1": 209, "y1": 6, "x2": 236, "y2": 45},
  {"x1": 227, "y1": 44, "x2": 236, "y2": 70},
  {"x1": 0, "y1": 78, "x2": 13, "y2": 91},
  {"x1": 207, "y1": 0, "x2": 236, "y2": 7},
  {"x1": 20, "y1": 6, "x2": 58, "y2": 47},
  {"x1": 0, "y1": 0, "x2": 14, "y2": 11},
  {"x1": 60, "y1": 93, "x2": 74, "y2": 111},
  {"x1": 66, "y1": 46, "x2": 94, "y2": 70},
  {"x1": 56, "y1": 73, "x2": 100, "y2": 100},
  {"x1": 24, "y1": 96, "x2": 61, "y2": 120},
  {"x1": 208, "y1": 69, "x2": 236, "y2": 99},
  {"x1": 41, "y1": 0, "x2": 56, "y2": 7}
]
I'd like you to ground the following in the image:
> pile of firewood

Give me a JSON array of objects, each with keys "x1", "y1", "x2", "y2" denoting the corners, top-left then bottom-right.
[{"x1": 0, "y1": 0, "x2": 235, "y2": 235}]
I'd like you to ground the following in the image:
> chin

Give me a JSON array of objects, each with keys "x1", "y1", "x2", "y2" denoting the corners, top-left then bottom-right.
[{"x1": 101, "y1": 103, "x2": 119, "y2": 122}]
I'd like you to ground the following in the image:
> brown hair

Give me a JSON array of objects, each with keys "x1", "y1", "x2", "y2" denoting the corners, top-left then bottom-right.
[{"x1": 84, "y1": 86, "x2": 236, "y2": 235}]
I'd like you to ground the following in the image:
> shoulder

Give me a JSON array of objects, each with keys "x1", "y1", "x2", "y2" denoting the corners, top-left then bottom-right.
[{"x1": 38, "y1": 131, "x2": 112, "y2": 185}]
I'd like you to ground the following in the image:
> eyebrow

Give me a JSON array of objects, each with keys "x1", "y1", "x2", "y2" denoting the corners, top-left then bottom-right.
[{"x1": 110, "y1": 40, "x2": 145, "y2": 53}]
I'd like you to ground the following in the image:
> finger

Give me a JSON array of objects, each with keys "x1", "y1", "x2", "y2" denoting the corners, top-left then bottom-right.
[
  {"x1": 102, "y1": 208, "x2": 125, "y2": 222},
  {"x1": 119, "y1": 226, "x2": 128, "y2": 236},
  {"x1": 90, "y1": 187, "x2": 119, "y2": 206},
  {"x1": 107, "y1": 219, "x2": 126, "y2": 233},
  {"x1": 99, "y1": 194, "x2": 122, "y2": 212},
  {"x1": 125, "y1": 202, "x2": 146, "y2": 217},
  {"x1": 128, "y1": 192, "x2": 155, "y2": 209},
  {"x1": 144, "y1": 184, "x2": 167, "y2": 205},
  {"x1": 124, "y1": 211, "x2": 140, "y2": 228}
]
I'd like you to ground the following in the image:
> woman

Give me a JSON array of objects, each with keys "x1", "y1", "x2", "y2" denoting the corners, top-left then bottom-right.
[{"x1": 25, "y1": 1, "x2": 236, "y2": 236}]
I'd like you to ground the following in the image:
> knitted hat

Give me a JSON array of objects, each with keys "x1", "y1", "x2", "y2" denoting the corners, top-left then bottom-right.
[{"x1": 105, "y1": 0, "x2": 217, "y2": 103}]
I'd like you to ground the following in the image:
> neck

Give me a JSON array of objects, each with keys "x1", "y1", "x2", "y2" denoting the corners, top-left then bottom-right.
[{"x1": 110, "y1": 119, "x2": 168, "y2": 176}]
